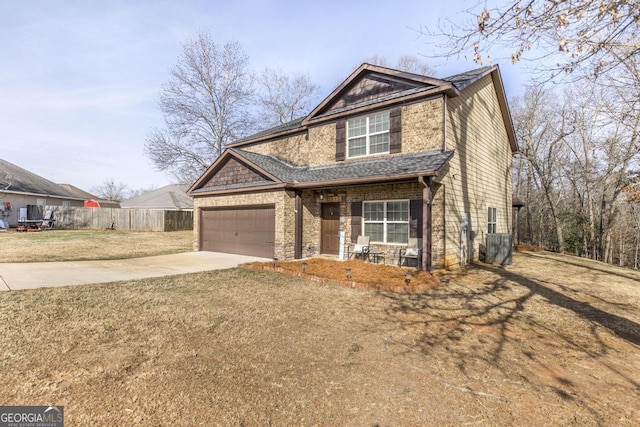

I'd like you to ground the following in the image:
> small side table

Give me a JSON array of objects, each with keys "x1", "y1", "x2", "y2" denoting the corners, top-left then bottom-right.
[{"x1": 368, "y1": 251, "x2": 385, "y2": 265}]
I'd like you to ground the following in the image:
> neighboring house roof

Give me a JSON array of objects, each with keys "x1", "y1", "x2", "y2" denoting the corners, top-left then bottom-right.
[
  {"x1": 58, "y1": 184, "x2": 121, "y2": 208},
  {"x1": 228, "y1": 63, "x2": 516, "y2": 152},
  {"x1": 190, "y1": 149, "x2": 454, "y2": 195},
  {"x1": 0, "y1": 158, "x2": 85, "y2": 200},
  {"x1": 120, "y1": 184, "x2": 193, "y2": 210}
]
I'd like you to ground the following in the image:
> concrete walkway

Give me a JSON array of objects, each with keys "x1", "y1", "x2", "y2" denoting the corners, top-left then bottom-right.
[{"x1": 0, "y1": 252, "x2": 270, "y2": 291}]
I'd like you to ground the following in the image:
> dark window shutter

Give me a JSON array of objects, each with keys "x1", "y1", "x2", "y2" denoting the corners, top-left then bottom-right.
[
  {"x1": 389, "y1": 107, "x2": 402, "y2": 153},
  {"x1": 409, "y1": 199, "x2": 422, "y2": 238},
  {"x1": 336, "y1": 119, "x2": 346, "y2": 161},
  {"x1": 350, "y1": 201, "x2": 362, "y2": 243}
]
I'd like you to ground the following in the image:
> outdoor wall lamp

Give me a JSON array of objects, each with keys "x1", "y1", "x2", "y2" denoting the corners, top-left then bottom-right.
[
  {"x1": 301, "y1": 262, "x2": 307, "y2": 273},
  {"x1": 345, "y1": 268, "x2": 352, "y2": 280}
]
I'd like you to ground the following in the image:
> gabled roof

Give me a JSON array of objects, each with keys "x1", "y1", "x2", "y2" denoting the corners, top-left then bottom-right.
[
  {"x1": 189, "y1": 148, "x2": 453, "y2": 196},
  {"x1": 228, "y1": 63, "x2": 515, "y2": 151},
  {"x1": 120, "y1": 184, "x2": 193, "y2": 210},
  {"x1": 0, "y1": 158, "x2": 85, "y2": 200},
  {"x1": 303, "y1": 63, "x2": 460, "y2": 125}
]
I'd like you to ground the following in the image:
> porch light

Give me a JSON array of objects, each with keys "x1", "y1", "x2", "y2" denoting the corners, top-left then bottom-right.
[
  {"x1": 301, "y1": 262, "x2": 307, "y2": 273},
  {"x1": 345, "y1": 268, "x2": 352, "y2": 280},
  {"x1": 405, "y1": 271, "x2": 412, "y2": 285}
]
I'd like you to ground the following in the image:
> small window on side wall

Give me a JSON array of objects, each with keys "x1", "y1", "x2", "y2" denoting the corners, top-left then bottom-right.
[{"x1": 487, "y1": 207, "x2": 497, "y2": 234}]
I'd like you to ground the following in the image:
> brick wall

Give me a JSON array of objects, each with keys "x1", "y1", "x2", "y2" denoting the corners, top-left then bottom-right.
[
  {"x1": 242, "y1": 97, "x2": 445, "y2": 169},
  {"x1": 243, "y1": 133, "x2": 308, "y2": 166}
]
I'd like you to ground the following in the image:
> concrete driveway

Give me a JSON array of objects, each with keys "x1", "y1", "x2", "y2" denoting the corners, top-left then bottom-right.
[{"x1": 0, "y1": 252, "x2": 270, "y2": 291}]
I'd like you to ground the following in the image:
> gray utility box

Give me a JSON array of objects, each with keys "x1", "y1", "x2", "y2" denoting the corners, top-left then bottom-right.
[{"x1": 485, "y1": 233, "x2": 513, "y2": 265}]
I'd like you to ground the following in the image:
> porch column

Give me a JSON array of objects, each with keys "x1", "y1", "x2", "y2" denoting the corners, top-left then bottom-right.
[
  {"x1": 294, "y1": 190, "x2": 303, "y2": 259},
  {"x1": 420, "y1": 176, "x2": 433, "y2": 272}
]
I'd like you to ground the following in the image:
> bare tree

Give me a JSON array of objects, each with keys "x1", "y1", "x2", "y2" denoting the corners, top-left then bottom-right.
[
  {"x1": 91, "y1": 179, "x2": 130, "y2": 202},
  {"x1": 145, "y1": 34, "x2": 255, "y2": 183},
  {"x1": 257, "y1": 68, "x2": 319, "y2": 126},
  {"x1": 424, "y1": 0, "x2": 640, "y2": 80},
  {"x1": 358, "y1": 54, "x2": 437, "y2": 76},
  {"x1": 513, "y1": 84, "x2": 575, "y2": 253},
  {"x1": 513, "y1": 79, "x2": 640, "y2": 263}
]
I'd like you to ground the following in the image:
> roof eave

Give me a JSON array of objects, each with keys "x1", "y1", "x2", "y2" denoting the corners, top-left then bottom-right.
[
  {"x1": 302, "y1": 84, "x2": 459, "y2": 126},
  {"x1": 188, "y1": 149, "x2": 284, "y2": 195},
  {"x1": 190, "y1": 183, "x2": 287, "y2": 197},
  {"x1": 287, "y1": 170, "x2": 439, "y2": 190},
  {"x1": 226, "y1": 126, "x2": 307, "y2": 148},
  {"x1": 489, "y1": 66, "x2": 518, "y2": 153},
  {"x1": 0, "y1": 189, "x2": 85, "y2": 201}
]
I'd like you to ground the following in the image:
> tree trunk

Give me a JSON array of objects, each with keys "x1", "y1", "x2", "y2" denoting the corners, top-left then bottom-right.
[{"x1": 634, "y1": 234, "x2": 639, "y2": 270}]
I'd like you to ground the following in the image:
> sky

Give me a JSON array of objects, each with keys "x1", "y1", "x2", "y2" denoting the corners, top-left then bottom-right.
[{"x1": 0, "y1": 0, "x2": 530, "y2": 195}]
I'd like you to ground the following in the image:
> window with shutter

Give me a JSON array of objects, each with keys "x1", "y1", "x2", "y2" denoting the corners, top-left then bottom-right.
[
  {"x1": 362, "y1": 200, "x2": 410, "y2": 244},
  {"x1": 346, "y1": 111, "x2": 390, "y2": 158},
  {"x1": 335, "y1": 120, "x2": 346, "y2": 161}
]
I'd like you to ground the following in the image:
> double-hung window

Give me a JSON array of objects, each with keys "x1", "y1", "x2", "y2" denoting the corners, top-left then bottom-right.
[
  {"x1": 347, "y1": 111, "x2": 390, "y2": 158},
  {"x1": 487, "y1": 207, "x2": 497, "y2": 234},
  {"x1": 363, "y1": 200, "x2": 409, "y2": 244}
]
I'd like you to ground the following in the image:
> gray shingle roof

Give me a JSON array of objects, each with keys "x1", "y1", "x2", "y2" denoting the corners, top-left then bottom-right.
[
  {"x1": 0, "y1": 158, "x2": 84, "y2": 199},
  {"x1": 230, "y1": 66, "x2": 494, "y2": 146},
  {"x1": 192, "y1": 149, "x2": 453, "y2": 194},
  {"x1": 441, "y1": 66, "x2": 494, "y2": 90},
  {"x1": 121, "y1": 184, "x2": 193, "y2": 209},
  {"x1": 233, "y1": 117, "x2": 306, "y2": 145}
]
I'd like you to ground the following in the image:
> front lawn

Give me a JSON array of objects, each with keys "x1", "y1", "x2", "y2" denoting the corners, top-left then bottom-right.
[
  {"x1": 0, "y1": 229, "x2": 192, "y2": 262},
  {"x1": 1, "y1": 252, "x2": 638, "y2": 425}
]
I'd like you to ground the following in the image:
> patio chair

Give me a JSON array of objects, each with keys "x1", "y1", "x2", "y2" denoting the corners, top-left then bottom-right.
[
  {"x1": 41, "y1": 210, "x2": 56, "y2": 229},
  {"x1": 398, "y1": 237, "x2": 422, "y2": 268},
  {"x1": 347, "y1": 235, "x2": 371, "y2": 260}
]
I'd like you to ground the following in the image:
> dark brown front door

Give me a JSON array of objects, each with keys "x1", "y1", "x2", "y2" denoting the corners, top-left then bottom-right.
[{"x1": 321, "y1": 203, "x2": 340, "y2": 255}]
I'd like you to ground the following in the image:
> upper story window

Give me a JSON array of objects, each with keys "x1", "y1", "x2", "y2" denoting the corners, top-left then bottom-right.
[{"x1": 347, "y1": 111, "x2": 390, "y2": 158}]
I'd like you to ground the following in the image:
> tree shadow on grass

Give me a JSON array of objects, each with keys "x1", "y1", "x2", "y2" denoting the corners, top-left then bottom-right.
[
  {"x1": 480, "y1": 263, "x2": 640, "y2": 347},
  {"x1": 377, "y1": 261, "x2": 640, "y2": 401}
]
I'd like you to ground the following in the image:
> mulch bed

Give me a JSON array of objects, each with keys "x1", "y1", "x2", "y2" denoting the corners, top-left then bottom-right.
[{"x1": 240, "y1": 257, "x2": 441, "y2": 292}]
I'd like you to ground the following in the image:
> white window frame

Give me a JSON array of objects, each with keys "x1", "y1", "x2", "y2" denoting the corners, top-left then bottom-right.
[
  {"x1": 62, "y1": 200, "x2": 70, "y2": 208},
  {"x1": 362, "y1": 200, "x2": 409, "y2": 244},
  {"x1": 488, "y1": 207, "x2": 497, "y2": 234},
  {"x1": 347, "y1": 110, "x2": 390, "y2": 158}
]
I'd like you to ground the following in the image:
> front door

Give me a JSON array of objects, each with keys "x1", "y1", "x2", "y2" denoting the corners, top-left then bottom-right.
[{"x1": 321, "y1": 203, "x2": 340, "y2": 255}]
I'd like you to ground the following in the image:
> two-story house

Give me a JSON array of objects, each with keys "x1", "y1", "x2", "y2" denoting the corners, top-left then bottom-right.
[{"x1": 188, "y1": 63, "x2": 517, "y2": 270}]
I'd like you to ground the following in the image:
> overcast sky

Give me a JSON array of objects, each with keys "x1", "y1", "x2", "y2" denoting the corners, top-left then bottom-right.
[{"x1": 0, "y1": 0, "x2": 529, "y2": 194}]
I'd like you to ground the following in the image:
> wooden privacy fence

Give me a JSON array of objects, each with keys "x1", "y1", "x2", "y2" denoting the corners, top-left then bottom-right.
[{"x1": 45, "y1": 206, "x2": 193, "y2": 232}]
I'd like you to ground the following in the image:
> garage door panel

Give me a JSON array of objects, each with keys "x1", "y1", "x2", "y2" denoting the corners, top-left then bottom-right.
[{"x1": 201, "y1": 206, "x2": 275, "y2": 258}]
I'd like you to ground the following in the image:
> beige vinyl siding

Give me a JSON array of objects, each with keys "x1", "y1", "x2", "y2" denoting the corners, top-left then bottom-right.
[{"x1": 443, "y1": 73, "x2": 513, "y2": 267}]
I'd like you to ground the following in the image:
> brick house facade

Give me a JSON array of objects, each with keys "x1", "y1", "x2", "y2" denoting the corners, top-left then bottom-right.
[{"x1": 188, "y1": 64, "x2": 517, "y2": 270}]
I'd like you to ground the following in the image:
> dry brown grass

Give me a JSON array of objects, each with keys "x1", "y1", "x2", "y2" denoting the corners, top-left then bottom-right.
[
  {"x1": 1, "y1": 251, "x2": 638, "y2": 425},
  {"x1": 515, "y1": 243, "x2": 543, "y2": 252},
  {"x1": 0, "y1": 230, "x2": 192, "y2": 262}
]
